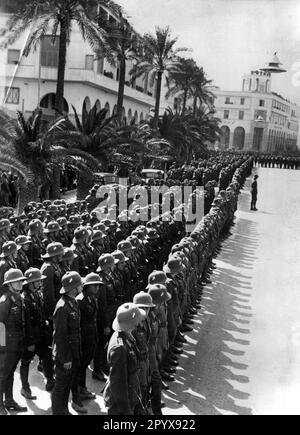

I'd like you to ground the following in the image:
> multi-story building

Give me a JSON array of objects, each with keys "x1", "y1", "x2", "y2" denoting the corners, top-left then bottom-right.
[
  {"x1": 214, "y1": 70, "x2": 300, "y2": 152},
  {"x1": 0, "y1": 5, "x2": 157, "y2": 124}
]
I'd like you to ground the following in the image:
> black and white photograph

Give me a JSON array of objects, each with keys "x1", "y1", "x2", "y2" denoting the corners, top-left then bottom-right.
[{"x1": 0, "y1": 0, "x2": 299, "y2": 418}]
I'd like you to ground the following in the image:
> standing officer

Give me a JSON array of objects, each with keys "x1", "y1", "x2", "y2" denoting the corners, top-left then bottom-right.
[
  {"x1": 52, "y1": 271, "x2": 84, "y2": 415},
  {"x1": 0, "y1": 269, "x2": 28, "y2": 415},
  {"x1": 20, "y1": 268, "x2": 55, "y2": 398},
  {"x1": 103, "y1": 303, "x2": 146, "y2": 415},
  {"x1": 77, "y1": 273, "x2": 103, "y2": 401},
  {"x1": 251, "y1": 175, "x2": 259, "y2": 211}
]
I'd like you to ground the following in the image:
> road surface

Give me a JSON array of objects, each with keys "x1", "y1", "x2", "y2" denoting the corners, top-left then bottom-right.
[{"x1": 11, "y1": 167, "x2": 300, "y2": 415}]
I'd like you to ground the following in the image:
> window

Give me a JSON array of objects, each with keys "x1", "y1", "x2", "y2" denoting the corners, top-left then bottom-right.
[
  {"x1": 225, "y1": 97, "x2": 231, "y2": 104},
  {"x1": 4, "y1": 87, "x2": 20, "y2": 104},
  {"x1": 259, "y1": 100, "x2": 265, "y2": 107},
  {"x1": 240, "y1": 98, "x2": 245, "y2": 105},
  {"x1": 41, "y1": 36, "x2": 59, "y2": 67},
  {"x1": 239, "y1": 111, "x2": 244, "y2": 120},
  {"x1": 224, "y1": 110, "x2": 230, "y2": 119},
  {"x1": 85, "y1": 55, "x2": 94, "y2": 70},
  {"x1": 7, "y1": 49, "x2": 20, "y2": 65}
]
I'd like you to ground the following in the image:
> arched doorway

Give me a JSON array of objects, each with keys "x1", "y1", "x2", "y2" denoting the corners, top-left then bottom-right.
[
  {"x1": 122, "y1": 107, "x2": 126, "y2": 120},
  {"x1": 233, "y1": 127, "x2": 245, "y2": 150},
  {"x1": 113, "y1": 105, "x2": 118, "y2": 116},
  {"x1": 220, "y1": 126, "x2": 230, "y2": 149},
  {"x1": 128, "y1": 109, "x2": 133, "y2": 122},
  {"x1": 95, "y1": 99, "x2": 101, "y2": 113},
  {"x1": 104, "y1": 102, "x2": 111, "y2": 117},
  {"x1": 134, "y1": 110, "x2": 138, "y2": 123},
  {"x1": 82, "y1": 96, "x2": 91, "y2": 114},
  {"x1": 140, "y1": 112, "x2": 144, "y2": 123},
  {"x1": 40, "y1": 93, "x2": 69, "y2": 117}
]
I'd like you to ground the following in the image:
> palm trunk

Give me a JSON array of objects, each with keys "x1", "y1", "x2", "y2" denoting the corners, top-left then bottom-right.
[
  {"x1": 77, "y1": 171, "x2": 93, "y2": 200},
  {"x1": 182, "y1": 90, "x2": 188, "y2": 112},
  {"x1": 154, "y1": 71, "x2": 163, "y2": 129},
  {"x1": 50, "y1": 166, "x2": 61, "y2": 200},
  {"x1": 18, "y1": 182, "x2": 40, "y2": 214},
  {"x1": 56, "y1": 18, "x2": 68, "y2": 115},
  {"x1": 117, "y1": 58, "x2": 126, "y2": 119},
  {"x1": 193, "y1": 96, "x2": 198, "y2": 116}
]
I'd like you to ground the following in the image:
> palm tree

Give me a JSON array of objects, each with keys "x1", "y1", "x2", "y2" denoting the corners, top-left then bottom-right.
[
  {"x1": 0, "y1": 109, "x2": 99, "y2": 212},
  {"x1": 97, "y1": 12, "x2": 139, "y2": 119},
  {"x1": 190, "y1": 67, "x2": 215, "y2": 115},
  {"x1": 131, "y1": 26, "x2": 188, "y2": 129},
  {"x1": 52, "y1": 103, "x2": 149, "y2": 199},
  {"x1": 0, "y1": 0, "x2": 112, "y2": 113},
  {"x1": 166, "y1": 57, "x2": 199, "y2": 113}
]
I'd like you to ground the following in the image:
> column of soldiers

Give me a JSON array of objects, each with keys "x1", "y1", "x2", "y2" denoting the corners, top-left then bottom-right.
[
  {"x1": 254, "y1": 154, "x2": 300, "y2": 170},
  {"x1": 0, "y1": 155, "x2": 253, "y2": 416}
]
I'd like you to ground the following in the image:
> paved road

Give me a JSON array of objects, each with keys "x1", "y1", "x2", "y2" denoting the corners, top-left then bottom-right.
[
  {"x1": 164, "y1": 167, "x2": 300, "y2": 416},
  {"x1": 10, "y1": 167, "x2": 300, "y2": 415}
]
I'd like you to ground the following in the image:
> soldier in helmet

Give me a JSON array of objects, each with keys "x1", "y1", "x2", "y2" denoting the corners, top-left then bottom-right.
[
  {"x1": 0, "y1": 219, "x2": 11, "y2": 252},
  {"x1": 0, "y1": 242, "x2": 18, "y2": 297},
  {"x1": 9, "y1": 216, "x2": 21, "y2": 240},
  {"x1": 20, "y1": 268, "x2": 55, "y2": 399},
  {"x1": 27, "y1": 219, "x2": 45, "y2": 268},
  {"x1": 92, "y1": 254, "x2": 117, "y2": 381},
  {"x1": 77, "y1": 273, "x2": 103, "y2": 401},
  {"x1": 57, "y1": 217, "x2": 71, "y2": 246},
  {"x1": 103, "y1": 303, "x2": 146, "y2": 415},
  {"x1": 40, "y1": 243, "x2": 65, "y2": 320},
  {"x1": 51, "y1": 271, "x2": 85, "y2": 415},
  {"x1": 43, "y1": 221, "x2": 63, "y2": 248},
  {"x1": 71, "y1": 227, "x2": 90, "y2": 277},
  {"x1": 90, "y1": 230, "x2": 106, "y2": 266},
  {"x1": 15, "y1": 236, "x2": 31, "y2": 273},
  {"x1": 0, "y1": 269, "x2": 28, "y2": 415},
  {"x1": 60, "y1": 248, "x2": 77, "y2": 275}
]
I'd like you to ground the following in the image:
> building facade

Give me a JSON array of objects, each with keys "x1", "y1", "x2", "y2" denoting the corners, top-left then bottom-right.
[
  {"x1": 214, "y1": 70, "x2": 300, "y2": 152},
  {"x1": 0, "y1": 8, "x2": 157, "y2": 124}
]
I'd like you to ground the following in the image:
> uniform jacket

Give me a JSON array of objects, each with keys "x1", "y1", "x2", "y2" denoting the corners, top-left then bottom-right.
[
  {"x1": 76, "y1": 292, "x2": 98, "y2": 345},
  {"x1": 104, "y1": 331, "x2": 140, "y2": 415},
  {"x1": 41, "y1": 261, "x2": 63, "y2": 319},
  {"x1": 23, "y1": 288, "x2": 47, "y2": 346},
  {"x1": 52, "y1": 295, "x2": 81, "y2": 364},
  {"x1": 0, "y1": 290, "x2": 25, "y2": 352}
]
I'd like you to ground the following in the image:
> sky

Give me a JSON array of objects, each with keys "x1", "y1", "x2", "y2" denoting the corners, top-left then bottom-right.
[{"x1": 118, "y1": 0, "x2": 300, "y2": 103}]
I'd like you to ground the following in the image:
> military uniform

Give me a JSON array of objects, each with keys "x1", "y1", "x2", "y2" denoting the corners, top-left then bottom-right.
[
  {"x1": 104, "y1": 331, "x2": 141, "y2": 415},
  {"x1": 20, "y1": 285, "x2": 54, "y2": 394},
  {"x1": 0, "y1": 287, "x2": 26, "y2": 412},
  {"x1": 52, "y1": 295, "x2": 81, "y2": 415},
  {"x1": 0, "y1": 258, "x2": 17, "y2": 297}
]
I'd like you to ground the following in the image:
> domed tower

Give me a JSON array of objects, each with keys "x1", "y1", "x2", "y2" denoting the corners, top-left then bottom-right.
[{"x1": 260, "y1": 52, "x2": 287, "y2": 74}]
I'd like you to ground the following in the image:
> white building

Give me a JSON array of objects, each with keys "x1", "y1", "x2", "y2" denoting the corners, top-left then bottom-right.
[
  {"x1": 0, "y1": 7, "x2": 156, "y2": 124},
  {"x1": 214, "y1": 69, "x2": 300, "y2": 152}
]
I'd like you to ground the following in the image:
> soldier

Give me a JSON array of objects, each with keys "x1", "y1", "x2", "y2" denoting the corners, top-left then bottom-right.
[
  {"x1": 40, "y1": 242, "x2": 65, "y2": 320},
  {"x1": 103, "y1": 303, "x2": 146, "y2": 415},
  {"x1": 43, "y1": 221, "x2": 63, "y2": 248},
  {"x1": 51, "y1": 271, "x2": 84, "y2": 415},
  {"x1": 0, "y1": 219, "x2": 11, "y2": 252},
  {"x1": 60, "y1": 248, "x2": 77, "y2": 275},
  {"x1": 57, "y1": 217, "x2": 72, "y2": 246},
  {"x1": 132, "y1": 291, "x2": 155, "y2": 413},
  {"x1": 27, "y1": 219, "x2": 45, "y2": 268},
  {"x1": 20, "y1": 268, "x2": 55, "y2": 398},
  {"x1": 77, "y1": 273, "x2": 103, "y2": 401},
  {"x1": 9, "y1": 216, "x2": 21, "y2": 240},
  {"x1": 90, "y1": 230, "x2": 106, "y2": 266},
  {"x1": 15, "y1": 236, "x2": 31, "y2": 273},
  {"x1": 71, "y1": 227, "x2": 90, "y2": 277},
  {"x1": 251, "y1": 175, "x2": 259, "y2": 211},
  {"x1": 0, "y1": 242, "x2": 18, "y2": 297},
  {"x1": 0, "y1": 269, "x2": 28, "y2": 415},
  {"x1": 93, "y1": 254, "x2": 119, "y2": 381}
]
